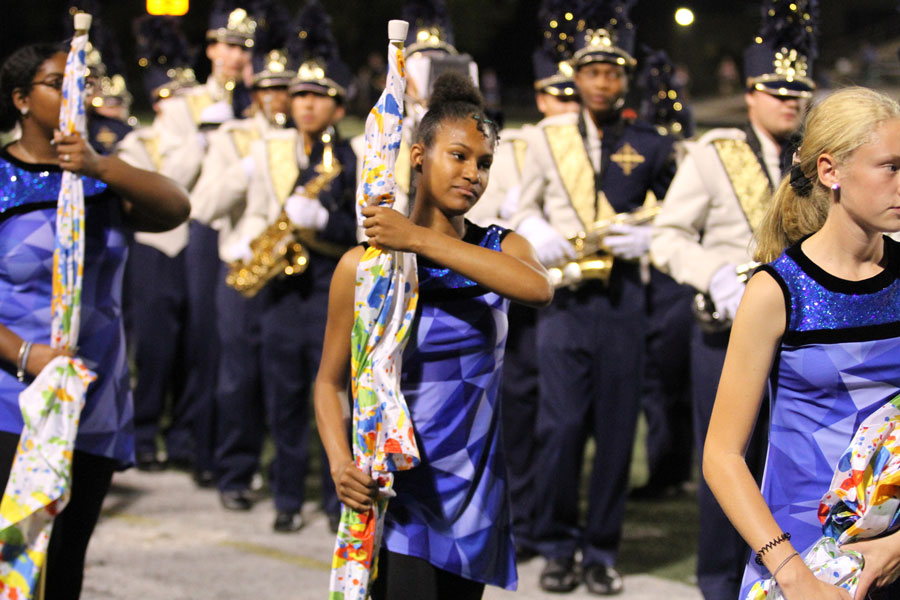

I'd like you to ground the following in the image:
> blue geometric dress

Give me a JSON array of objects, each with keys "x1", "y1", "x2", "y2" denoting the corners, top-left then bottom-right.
[
  {"x1": 0, "y1": 149, "x2": 133, "y2": 466},
  {"x1": 382, "y1": 221, "x2": 518, "y2": 590},
  {"x1": 739, "y1": 236, "x2": 900, "y2": 597}
]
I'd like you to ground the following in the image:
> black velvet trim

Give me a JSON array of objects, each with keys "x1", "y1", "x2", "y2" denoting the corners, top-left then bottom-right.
[
  {"x1": 0, "y1": 146, "x2": 61, "y2": 172},
  {"x1": 756, "y1": 264, "x2": 792, "y2": 334},
  {"x1": 783, "y1": 320, "x2": 900, "y2": 346},
  {"x1": 786, "y1": 236, "x2": 899, "y2": 295},
  {"x1": 0, "y1": 191, "x2": 113, "y2": 226}
]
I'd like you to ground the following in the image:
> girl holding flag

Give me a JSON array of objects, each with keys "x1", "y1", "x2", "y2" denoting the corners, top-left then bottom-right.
[
  {"x1": 315, "y1": 71, "x2": 553, "y2": 599},
  {"x1": 0, "y1": 43, "x2": 188, "y2": 598}
]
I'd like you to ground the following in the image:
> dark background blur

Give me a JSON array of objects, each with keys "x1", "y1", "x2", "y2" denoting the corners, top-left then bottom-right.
[{"x1": 2, "y1": 0, "x2": 897, "y2": 119}]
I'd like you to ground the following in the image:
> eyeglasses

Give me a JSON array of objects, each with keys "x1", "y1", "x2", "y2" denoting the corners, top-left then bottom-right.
[{"x1": 31, "y1": 77, "x2": 64, "y2": 91}]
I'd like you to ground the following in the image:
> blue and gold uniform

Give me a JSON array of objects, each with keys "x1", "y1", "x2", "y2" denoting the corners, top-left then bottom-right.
[
  {"x1": 512, "y1": 1, "x2": 675, "y2": 593},
  {"x1": 213, "y1": 0, "x2": 354, "y2": 531}
]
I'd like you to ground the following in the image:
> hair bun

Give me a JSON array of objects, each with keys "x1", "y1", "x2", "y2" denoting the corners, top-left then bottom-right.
[{"x1": 427, "y1": 71, "x2": 483, "y2": 110}]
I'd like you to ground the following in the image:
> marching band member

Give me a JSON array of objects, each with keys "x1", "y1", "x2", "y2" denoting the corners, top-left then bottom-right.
[
  {"x1": 148, "y1": 0, "x2": 256, "y2": 484},
  {"x1": 117, "y1": 14, "x2": 200, "y2": 476},
  {"x1": 650, "y1": 2, "x2": 817, "y2": 597},
  {"x1": 216, "y1": 0, "x2": 355, "y2": 532},
  {"x1": 465, "y1": 0, "x2": 579, "y2": 562},
  {"x1": 632, "y1": 47, "x2": 696, "y2": 501},
  {"x1": 511, "y1": 0, "x2": 676, "y2": 593}
]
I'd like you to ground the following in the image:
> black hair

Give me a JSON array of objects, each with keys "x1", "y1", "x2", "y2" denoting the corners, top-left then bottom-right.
[
  {"x1": 413, "y1": 71, "x2": 498, "y2": 149},
  {"x1": 0, "y1": 43, "x2": 65, "y2": 132}
]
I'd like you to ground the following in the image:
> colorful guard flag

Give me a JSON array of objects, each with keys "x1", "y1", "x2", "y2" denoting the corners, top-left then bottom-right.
[
  {"x1": 0, "y1": 13, "x2": 97, "y2": 599},
  {"x1": 328, "y1": 19, "x2": 420, "y2": 600},
  {"x1": 746, "y1": 393, "x2": 900, "y2": 599}
]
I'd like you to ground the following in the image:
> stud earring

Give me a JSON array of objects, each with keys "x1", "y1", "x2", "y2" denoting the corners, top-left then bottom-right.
[
  {"x1": 831, "y1": 183, "x2": 840, "y2": 191},
  {"x1": 20, "y1": 107, "x2": 28, "y2": 116}
]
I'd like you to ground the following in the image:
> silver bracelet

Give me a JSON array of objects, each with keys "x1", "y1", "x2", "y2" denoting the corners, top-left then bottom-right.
[
  {"x1": 16, "y1": 340, "x2": 32, "y2": 382},
  {"x1": 771, "y1": 551, "x2": 800, "y2": 580}
]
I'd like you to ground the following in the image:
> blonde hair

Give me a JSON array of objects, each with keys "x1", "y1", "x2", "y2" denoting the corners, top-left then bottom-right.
[{"x1": 754, "y1": 87, "x2": 900, "y2": 262}]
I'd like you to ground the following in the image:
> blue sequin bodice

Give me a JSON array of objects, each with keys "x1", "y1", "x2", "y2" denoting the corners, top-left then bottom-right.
[
  {"x1": 417, "y1": 222, "x2": 507, "y2": 293},
  {"x1": 0, "y1": 156, "x2": 106, "y2": 215},
  {"x1": 765, "y1": 237, "x2": 900, "y2": 338}
]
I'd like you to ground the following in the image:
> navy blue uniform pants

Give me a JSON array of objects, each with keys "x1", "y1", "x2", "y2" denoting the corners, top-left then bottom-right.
[
  {"x1": 691, "y1": 324, "x2": 767, "y2": 600},
  {"x1": 500, "y1": 303, "x2": 539, "y2": 554},
  {"x1": 128, "y1": 241, "x2": 191, "y2": 460},
  {"x1": 533, "y1": 276, "x2": 646, "y2": 568},
  {"x1": 214, "y1": 263, "x2": 337, "y2": 515},
  {"x1": 182, "y1": 221, "x2": 220, "y2": 472},
  {"x1": 640, "y1": 269, "x2": 694, "y2": 488}
]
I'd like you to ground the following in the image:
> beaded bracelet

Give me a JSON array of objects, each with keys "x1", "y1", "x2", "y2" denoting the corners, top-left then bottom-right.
[
  {"x1": 771, "y1": 551, "x2": 800, "y2": 580},
  {"x1": 16, "y1": 340, "x2": 32, "y2": 383},
  {"x1": 755, "y1": 531, "x2": 791, "y2": 565}
]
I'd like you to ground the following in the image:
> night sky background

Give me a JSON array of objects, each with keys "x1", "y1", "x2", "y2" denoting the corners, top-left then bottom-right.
[{"x1": 1, "y1": 0, "x2": 897, "y2": 117}]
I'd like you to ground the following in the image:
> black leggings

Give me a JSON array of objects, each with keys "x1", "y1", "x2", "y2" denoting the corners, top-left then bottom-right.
[
  {"x1": 369, "y1": 548, "x2": 485, "y2": 600},
  {"x1": 0, "y1": 431, "x2": 116, "y2": 600}
]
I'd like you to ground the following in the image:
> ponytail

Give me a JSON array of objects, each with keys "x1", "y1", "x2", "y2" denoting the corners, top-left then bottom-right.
[{"x1": 754, "y1": 87, "x2": 900, "y2": 263}]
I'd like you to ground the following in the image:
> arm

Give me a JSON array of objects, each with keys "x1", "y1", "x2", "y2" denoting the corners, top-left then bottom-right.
[
  {"x1": 362, "y1": 206, "x2": 554, "y2": 308},
  {"x1": 56, "y1": 131, "x2": 190, "y2": 233},
  {"x1": 703, "y1": 271, "x2": 849, "y2": 600},
  {"x1": 0, "y1": 324, "x2": 70, "y2": 379},
  {"x1": 191, "y1": 128, "x2": 251, "y2": 224},
  {"x1": 650, "y1": 150, "x2": 728, "y2": 292},
  {"x1": 314, "y1": 246, "x2": 378, "y2": 512},
  {"x1": 509, "y1": 141, "x2": 547, "y2": 229},
  {"x1": 152, "y1": 98, "x2": 205, "y2": 190}
]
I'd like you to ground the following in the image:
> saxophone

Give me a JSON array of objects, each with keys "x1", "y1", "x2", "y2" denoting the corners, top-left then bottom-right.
[
  {"x1": 691, "y1": 260, "x2": 761, "y2": 333},
  {"x1": 548, "y1": 205, "x2": 660, "y2": 288},
  {"x1": 225, "y1": 131, "x2": 343, "y2": 298}
]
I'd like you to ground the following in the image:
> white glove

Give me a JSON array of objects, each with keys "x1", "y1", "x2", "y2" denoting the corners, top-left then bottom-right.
[
  {"x1": 195, "y1": 132, "x2": 209, "y2": 152},
  {"x1": 604, "y1": 223, "x2": 652, "y2": 260},
  {"x1": 199, "y1": 101, "x2": 234, "y2": 125},
  {"x1": 517, "y1": 215, "x2": 574, "y2": 267},
  {"x1": 499, "y1": 185, "x2": 521, "y2": 221},
  {"x1": 224, "y1": 237, "x2": 253, "y2": 263},
  {"x1": 240, "y1": 155, "x2": 255, "y2": 180},
  {"x1": 708, "y1": 263, "x2": 746, "y2": 322},
  {"x1": 285, "y1": 194, "x2": 329, "y2": 231}
]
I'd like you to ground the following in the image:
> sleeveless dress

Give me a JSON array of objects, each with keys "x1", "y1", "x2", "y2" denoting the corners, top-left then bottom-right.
[
  {"x1": 0, "y1": 150, "x2": 133, "y2": 466},
  {"x1": 381, "y1": 221, "x2": 518, "y2": 590},
  {"x1": 739, "y1": 236, "x2": 900, "y2": 597}
]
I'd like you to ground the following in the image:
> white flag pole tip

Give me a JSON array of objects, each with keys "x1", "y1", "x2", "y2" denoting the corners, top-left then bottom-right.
[
  {"x1": 73, "y1": 12, "x2": 92, "y2": 34},
  {"x1": 388, "y1": 20, "x2": 408, "y2": 43}
]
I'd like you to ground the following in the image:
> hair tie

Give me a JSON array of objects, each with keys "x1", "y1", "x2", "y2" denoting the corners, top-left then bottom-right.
[{"x1": 789, "y1": 164, "x2": 813, "y2": 196}]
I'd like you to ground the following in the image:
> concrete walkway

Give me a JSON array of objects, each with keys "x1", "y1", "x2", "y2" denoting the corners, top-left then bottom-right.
[{"x1": 82, "y1": 469, "x2": 702, "y2": 599}]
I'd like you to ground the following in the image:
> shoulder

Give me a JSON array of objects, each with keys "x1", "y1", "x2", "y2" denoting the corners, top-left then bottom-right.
[
  {"x1": 694, "y1": 127, "x2": 746, "y2": 147},
  {"x1": 535, "y1": 112, "x2": 578, "y2": 130},
  {"x1": 739, "y1": 267, "x2": 788, "y2": 334},
  {"x1": 332, "y1": 245, "x2": 366, "y2": 287}
]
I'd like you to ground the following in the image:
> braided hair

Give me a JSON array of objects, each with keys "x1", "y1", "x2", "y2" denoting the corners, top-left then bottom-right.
[
  {"x1": 414, "y1": 71, "x2": 498, "y2": 149},
  {"x1": 0, "y1": 43, "x2": 65, "y2": 132}
]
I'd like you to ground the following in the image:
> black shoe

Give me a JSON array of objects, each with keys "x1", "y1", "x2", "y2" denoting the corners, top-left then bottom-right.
[
  {"x1": 583, "y1": 564, "x2": 623, "y2": 596},
  {"x1": 167, "y1": 455, "x2": 194, "y2": 472},
  {"x1": 515, "y1": 543, "x2": 539, "y2": 563},
  {"x1": 539, "y1": 557, "x2": 579, "y2": 593},
  {"x1": 219, "y1": 489, "x2": 253, "y2": 511},
  {"x1": 327, "y1": 512, "x2": 341, "y2": 534},
  {"x1": 273, "y1": 511, "x2": 304, "y2": 533},
  {"x1": 136, "y1": 451, "x2": 166, "y2": 472},
  {"x1": 193, "y1": 469, "x2": 216, "y2": 488}
]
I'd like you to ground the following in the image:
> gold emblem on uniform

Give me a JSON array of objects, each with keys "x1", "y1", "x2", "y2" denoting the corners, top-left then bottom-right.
[
  {"x1": 610, "y1": 143, "x2": 644, "y2": 176},
  {"x1": 95, "y1": 126, "x2": 118, "y2": 152}
]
